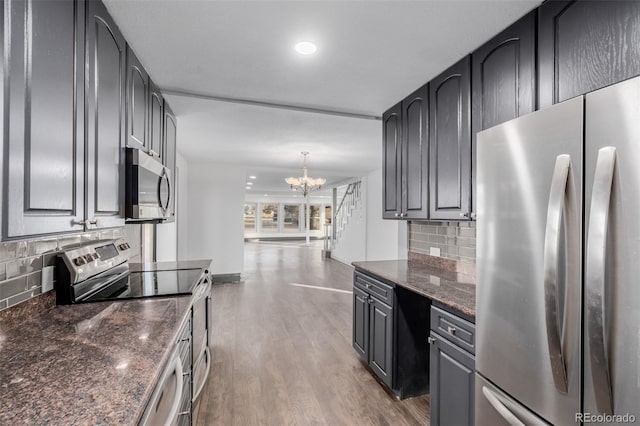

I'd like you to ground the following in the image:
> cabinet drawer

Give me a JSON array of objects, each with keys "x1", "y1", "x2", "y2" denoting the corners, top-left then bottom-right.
[
  {"x1": 354, "y1": 271, "x2": 394, "y2": 306},
  {"x1": 431, "y1": 306, "x2": 475, "y2": 355}
]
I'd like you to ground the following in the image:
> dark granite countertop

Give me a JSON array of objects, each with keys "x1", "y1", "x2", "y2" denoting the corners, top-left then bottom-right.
[
  {"x1": 0, "y1": 292, "x2": 193, "y2": 425},
  {"x1": 128, "y1": 259, "x2": 212, "y2": 273},
  {"x1": 352, "y1": 259, "x2": 476, "y2": 318}
]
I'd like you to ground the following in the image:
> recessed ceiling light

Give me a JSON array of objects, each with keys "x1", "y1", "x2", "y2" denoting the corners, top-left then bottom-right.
[
  {"x1": 249, "y1": 176, "x2": 256, "y2": 179},
  {"x1": 264, "y1": 194, "x2": 269, "y2": 196},
  {"x1": 246, "y1": 182, "x2": 253, "y2": 185},
  {"x1": 246, "y1": 186, "x2": 251, "y2": 190},
  {"x1": 295, "y1": 41, "x2": 317, "y2": 55}
]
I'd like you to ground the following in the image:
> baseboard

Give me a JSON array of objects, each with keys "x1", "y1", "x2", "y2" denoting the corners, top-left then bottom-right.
[{"x1": 211, "y1": 273, "x2": 241, "y2": 284}]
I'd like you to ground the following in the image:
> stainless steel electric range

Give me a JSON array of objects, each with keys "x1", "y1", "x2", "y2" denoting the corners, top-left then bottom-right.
[{"x1": 54, "y1": 238, "x2": 212, "y2": 426}]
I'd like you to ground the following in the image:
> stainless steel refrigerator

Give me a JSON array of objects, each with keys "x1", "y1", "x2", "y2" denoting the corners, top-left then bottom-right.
[{"x1": 476, "y1": 75, "x2": 640, "y2": 425}]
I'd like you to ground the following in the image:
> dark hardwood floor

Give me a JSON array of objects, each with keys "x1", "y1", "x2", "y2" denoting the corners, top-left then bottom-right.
[{"x1": 195, "y1": 240, "x2": 430, "y2": 425}]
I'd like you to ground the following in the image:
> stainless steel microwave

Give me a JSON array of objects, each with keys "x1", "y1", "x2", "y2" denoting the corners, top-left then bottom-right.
[{"x1": 125, "y1": 148, "x2": 172, "y2": 221}]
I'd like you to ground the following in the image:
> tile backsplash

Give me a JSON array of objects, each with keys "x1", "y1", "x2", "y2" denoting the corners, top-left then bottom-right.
[
  {"x1": 0, "y1": 227, "x2": 130, "y2": 312},
  {"x1": 408, "y1": 221, "x2": 476, "y2": 264}
]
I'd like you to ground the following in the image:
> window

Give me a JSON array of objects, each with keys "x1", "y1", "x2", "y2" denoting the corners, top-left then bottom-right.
[
  {"x1": 244, "y1": 203, "x2": 256, "y2": 231},
  {"x1": 261, "y1": 204, "x2": 278, "y2": 232},
  {"x1": 304, "y1": 205, "x2": 321, "y2": 231},
  {"x1": 283, "y1": 205, "x2": 300, "y2": 232}
]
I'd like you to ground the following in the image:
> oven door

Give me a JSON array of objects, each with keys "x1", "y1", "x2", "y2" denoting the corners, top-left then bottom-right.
[
  {"x1": 126, "y1": 148, "x2": 171, "y2": 220},
  {"x1": 191, "y1": 276, "x2": 211, "y2": 403}
]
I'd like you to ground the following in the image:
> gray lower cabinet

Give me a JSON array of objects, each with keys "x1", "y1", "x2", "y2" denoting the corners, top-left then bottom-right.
[
  {"x1": 2, "y1": 0, "x2": 86, "y2": 238},
  {"x1": 429, "y1": 306, "x2": 475, "y2": 426},
  {"x1": 353, "y1": 271, "x2": 432, "y2": 398},
  {"x1": 368, "y1": 296, "x2": 393, "y2": 387},
  {"x1": 352, "y1": 286, "x2": 369, "y2": 359},
  {"x1": 352, "y1": 273, "x2": 394, "y2": 389}
]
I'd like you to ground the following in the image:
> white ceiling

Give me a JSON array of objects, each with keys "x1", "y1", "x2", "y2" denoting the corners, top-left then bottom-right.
[{"x1": 104, "y1": 0, "x2": 541, "y2": 193}]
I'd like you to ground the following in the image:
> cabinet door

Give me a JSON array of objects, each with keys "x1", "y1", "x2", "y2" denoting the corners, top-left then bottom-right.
[
  {"x1": 401, "y1": 85, "x2": 429, "y2": 220},
  {"x1": 352, "y1": 286, "x2": 369, "y2": 360},
  {"x1": 539, "y1": 0, "x2": 640, "y2": 108},
  {"x1": 369, "y1": 297, "x2": 393, "y2": 388},
  {"x1": 472, "y1": 11, "x2": 535, "y2": 214},
  {"x1": 126, "y1": 46, "x2": 148, "y2": 151},
  {"x1": 429, "y1": 56, "x2": 471, "y2": 220},
  {"x1": 2, "y1": 0, "x2": 85, "y2": 239},
  {"x1": 430, "y1": 332, "x2": 475, "y2": 426},
  {"x1": 149, "y1": 79, "x2": 164, "y2": 161},
  {"x1": 86, "y1": 0, "x2": 126, "y2": 229},
  {"x1": 163, "y1": 101, "x2": 177, "y2": 222},
  {"x1": 382, "y1": 103, "x2": 402, "y2": 219}
]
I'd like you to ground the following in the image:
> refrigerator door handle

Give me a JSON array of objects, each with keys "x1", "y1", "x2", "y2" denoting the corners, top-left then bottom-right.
[
  {"x1": 542, "y1": 154, "x2": 572, "y2": 394},
  {"x1": 482, "y1": 386, "x2": 526, "y2": 426},
  {"x1": 585, "y1": 146, "x2": 616, "y2": 415}
]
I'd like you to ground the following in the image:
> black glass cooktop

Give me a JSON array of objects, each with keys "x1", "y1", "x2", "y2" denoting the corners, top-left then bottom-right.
[{"x1": 80, "y1": 268, "x2": 202, "y2": 302}]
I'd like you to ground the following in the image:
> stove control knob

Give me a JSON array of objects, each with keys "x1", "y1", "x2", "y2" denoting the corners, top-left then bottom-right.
[
  {"x1": 124, "y1": 243, "x2": 130, "y2": 249},
  {"x1": 84, "y1": 254, "x2": 94, "y2": 263},
  {"x1": 74, "y1": 257, "x2": 85, "y2": 266}
]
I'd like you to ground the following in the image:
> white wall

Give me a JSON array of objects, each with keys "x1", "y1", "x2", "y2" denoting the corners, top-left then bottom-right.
[
  {"x1": 157, "y1": 153, "x2": 188, "y2": 262},
  {"x1": 331, "y1": 181, "x2": 366, "y2": 264},
  {"x1": 331, "y1": 168, "x2": 406, "y2": 265},
  {"x1": 365, "y1": 168, "x2": 407, "y2": 260},
  {"x1": 176, "y1": 154, "x2": 189, "y2": 261},
  {"x1": 185, "y1": 162, "x2": 246, "y2": 275}
]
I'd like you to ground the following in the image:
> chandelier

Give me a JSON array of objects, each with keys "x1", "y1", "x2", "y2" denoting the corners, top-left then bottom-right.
[{"x1": 285, "y1": 152, "x2": 326, "y2": 197}]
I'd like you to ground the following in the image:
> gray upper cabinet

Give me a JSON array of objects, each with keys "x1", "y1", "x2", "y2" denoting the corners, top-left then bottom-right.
[
  {"x1": 86, "y1": 0, "x2": 126, "y2": 229},
  {"x1": 126, "y1": 46, "x2": 148, "y2": 152},
  {"x1": 401, "y1": 85, "x2": 429, "y2": 220},
  {"x1": 149, "y1": 80, "x2": 164, "y2": 161},
  {"x1": 429, "y1": 56, "x2": 471, "y2": 221},
  {"x1": 2, "y1": 0, "x2": 85, "y2": 239},
  {"x1": 382, "y1": 103, "x2": 402, "y2": 219},
  {"x1": 539, "y1": 0, "x2": 640, "y2": 108},
  {"x1": 163, "y1": 101, "x2": 177, "y2": 222},
  {"x1": 382, "y1": 85, "x2": 429, "y2": 220},
  {"x1": 472, "y1": 11, "x2": 536, "y2": 215}
]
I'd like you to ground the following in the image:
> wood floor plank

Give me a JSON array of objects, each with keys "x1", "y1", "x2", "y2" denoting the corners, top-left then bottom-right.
[{"x1": 196, "y1": 241, "x2": 430, "y2": 426}]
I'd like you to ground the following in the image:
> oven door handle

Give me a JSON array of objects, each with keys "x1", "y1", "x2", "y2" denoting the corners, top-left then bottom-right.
[
  {"x1": 166, "y1": 354, "x2": 184, "y2": 426},
  {"x1": 192, "y1": 346, "x2": 211, "y2": 403}
]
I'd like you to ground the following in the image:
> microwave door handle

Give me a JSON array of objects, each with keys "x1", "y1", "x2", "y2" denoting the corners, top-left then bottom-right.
[
  {"x1": 586, "y1": 146, "x2": 616, "y2": 415},
  {"x1": 542, "y1": 154, "x2": 571, "y2": 394},
  {"x1": 165, "y1": 170, "x2": 172, "y2": 212},
  {"x1": 157, "y1": 169, "x2": 170, "y2": 211}
]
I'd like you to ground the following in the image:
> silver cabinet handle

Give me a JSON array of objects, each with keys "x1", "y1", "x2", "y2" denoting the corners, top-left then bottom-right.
[
  {"x1": 482, "y1": 386, "x2": 525, "y2": 426},
  {"x1": 459, "y1": 212, "x2": 470, "y2": 218},
  {"x1": 586, "y1": 146, "x2": 616, "y2": 415},
  {"x1": 394, "y1": 212, "x2": 400, "y2": 217},
  {"x1": 447, "y1": 326, "x2": 456, "y2": 335},
  {"x1": 192, "y1": 346, "x2": 211, "y2": 403},
  {"x1": 87, "y1": 219, "x2": 98, "y2": 225},
  {"x1": 542, "y1": 154, "x2": 573, "y2": 394},
  {"x1": 427, "y1": 336, "x2": 437, "y2": 344}
]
